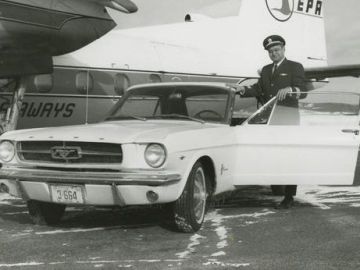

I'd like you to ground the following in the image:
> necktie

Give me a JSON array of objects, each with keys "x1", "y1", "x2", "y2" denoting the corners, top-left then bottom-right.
[{"x1": 272, "y1": 64, "x2": 278, "y2": 75}]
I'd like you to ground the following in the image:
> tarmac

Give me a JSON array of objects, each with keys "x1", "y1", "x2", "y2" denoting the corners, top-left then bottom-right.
[{"x1": 1, "y1": 185, "x2": 360, "y2": 269}]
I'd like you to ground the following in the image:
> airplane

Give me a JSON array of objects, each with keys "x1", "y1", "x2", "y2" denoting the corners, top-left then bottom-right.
[{"x1": 0, "y1": 0, "x2": 359, "y2": 132}]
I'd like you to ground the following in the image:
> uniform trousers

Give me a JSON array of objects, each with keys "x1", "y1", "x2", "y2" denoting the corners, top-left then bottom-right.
[{"x1": 285, "y1": 185, "x2": 297, "y2": 197}]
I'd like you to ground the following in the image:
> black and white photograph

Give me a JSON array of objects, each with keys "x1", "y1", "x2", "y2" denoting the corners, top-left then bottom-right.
[{"x1": 1, "y1": 0, "x2": 360, "y2": 269}]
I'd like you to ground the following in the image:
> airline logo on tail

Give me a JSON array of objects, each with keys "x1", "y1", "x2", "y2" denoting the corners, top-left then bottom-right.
[{"x1": 266, "y1": 0, "x2": 323, "y2": 22}]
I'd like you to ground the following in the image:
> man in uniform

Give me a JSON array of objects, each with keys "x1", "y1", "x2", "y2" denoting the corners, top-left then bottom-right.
[{"x1": 229, "y1": 34, "x2": 306, "y2": 209}]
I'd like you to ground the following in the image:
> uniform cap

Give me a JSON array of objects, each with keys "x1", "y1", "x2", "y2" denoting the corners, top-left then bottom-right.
[{"x1": 263, "y1": 35, "x2": 286, "y2": 50}]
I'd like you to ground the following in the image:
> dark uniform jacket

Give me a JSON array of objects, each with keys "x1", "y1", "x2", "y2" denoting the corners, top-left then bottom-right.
[
  {"x1": 243, "y1": 58, "x2": 306, "y2": 105},
  {"x1": 243, "y1": 58, "x2": 306, "y2": 197}
]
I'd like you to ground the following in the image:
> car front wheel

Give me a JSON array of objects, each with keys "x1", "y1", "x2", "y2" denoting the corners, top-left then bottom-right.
[
  {"x1": 27, "y1": 200, "x2": 66, "y2": 225},
  {"x1": 173, "y1": 161, "x2": 208, "y2": 233}
]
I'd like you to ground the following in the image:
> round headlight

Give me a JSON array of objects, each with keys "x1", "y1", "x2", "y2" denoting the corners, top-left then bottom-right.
[
  {"x1": 0, "y1": 141, "x2": 15, "y2": 162},
  {"x1": 144, "y1": 144, "x2": 166, "y2": 168}
]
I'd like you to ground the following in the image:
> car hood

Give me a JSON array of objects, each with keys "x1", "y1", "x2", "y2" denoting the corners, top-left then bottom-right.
[{"x1": 2, "y1": 120, "x2": 221, "y2": 144}]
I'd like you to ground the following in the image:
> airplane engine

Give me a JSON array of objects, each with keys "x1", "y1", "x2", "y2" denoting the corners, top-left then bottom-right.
[{"x1": 0, "y1": 0, "x2": 138, "y2": 78}]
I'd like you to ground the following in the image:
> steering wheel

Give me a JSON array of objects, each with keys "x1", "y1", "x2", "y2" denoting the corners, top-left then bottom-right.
[{"x1": 194, "y1": 110, "x2": 222, "y2": 120}]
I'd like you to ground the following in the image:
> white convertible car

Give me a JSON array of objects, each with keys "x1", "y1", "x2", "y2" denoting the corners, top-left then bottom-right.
[{"x1": 0, "y1": 82, "x2": 359, "y2": 232}]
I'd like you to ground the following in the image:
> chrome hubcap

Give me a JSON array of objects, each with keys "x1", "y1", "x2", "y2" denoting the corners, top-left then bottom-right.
[{"x1": 193, "y1": 167, "x2": 206, "y2": 223}]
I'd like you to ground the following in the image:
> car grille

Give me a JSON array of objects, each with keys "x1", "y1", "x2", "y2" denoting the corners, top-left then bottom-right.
[{"x1": 17, "y1": 141, "x2": 123, "y2": 164}]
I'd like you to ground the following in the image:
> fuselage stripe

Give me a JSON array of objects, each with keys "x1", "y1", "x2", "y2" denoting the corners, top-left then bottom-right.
[{"x1": 53, "y1": 65, "x2": 253, "y2": 80}]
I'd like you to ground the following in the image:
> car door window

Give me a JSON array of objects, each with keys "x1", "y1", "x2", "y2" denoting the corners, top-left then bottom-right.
[
  {"x1": 247, "y1": 99, "x2": 276, "y2": 125},
  {"x1": 246, "y1": 92, "x2": 360, "y2": 126},
  {"x1": 269, "y1": 92, "x2": 360, "y2": 126}
]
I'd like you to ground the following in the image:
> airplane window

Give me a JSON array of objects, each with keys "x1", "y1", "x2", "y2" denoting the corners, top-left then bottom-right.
[
  {"x1": 149, "y1": 74, "x2": 162, "y2": 83},
  {"x1": 171, "y1": 76, "x2": 182, "y2": 82},
  {"x1": 34, "y1": 74, "x2": 53, "y2": 93},
  {"x1": 76, "y1": 71, "x2": 93, "y2": 94},
  {"x1": 114, "y1": 73, "x2": 130, "y2": 96},
  {"x1": 51, "y1": 69, "x2": 76, "y2": 95}
]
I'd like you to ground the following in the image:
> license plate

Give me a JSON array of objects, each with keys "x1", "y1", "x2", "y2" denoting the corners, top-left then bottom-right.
[{"x1": 50, "y1": 185, "x2": 84, "y2": 204}]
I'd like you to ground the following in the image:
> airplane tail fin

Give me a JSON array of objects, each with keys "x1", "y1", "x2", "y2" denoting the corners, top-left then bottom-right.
[{"x1": 237, "y1": 0, "x2": 327, "y2": 69}]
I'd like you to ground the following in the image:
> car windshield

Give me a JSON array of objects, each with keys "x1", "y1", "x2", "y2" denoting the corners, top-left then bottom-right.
[
  {"x1": 105, "y1": 85, "x2": 230, "y2": 124},
  {"x1": 246, "y1": 92, "x2": 360, "y2": 126}
]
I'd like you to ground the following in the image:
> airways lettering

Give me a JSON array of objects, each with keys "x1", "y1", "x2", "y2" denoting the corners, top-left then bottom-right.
[
  {"x1": 297, "y1": 0, "x2": 322, "y2": 16},
  {"x1": 54, "y1": 103, "x2": 66, "y2": 117},
  {"x1": 0, "y1": 102, "x2": 75, "y2": 118},
  {"x1": 63, "y1": 104, "x2": 76, "y2": 118},
  {"x1": 40, "y1": 103, "x2": 54, "y2": 117},
  {"x1": 27, "y1": 103, "x2": 43, "y2": 117}
]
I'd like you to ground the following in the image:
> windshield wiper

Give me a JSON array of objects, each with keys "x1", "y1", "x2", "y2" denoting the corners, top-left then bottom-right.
[
  {"x1": 105, "y1": 114, "x2": 147, "y2": 121},
  {"x1": 153, "y1": 114, "x2": 205, "y2": 124}
]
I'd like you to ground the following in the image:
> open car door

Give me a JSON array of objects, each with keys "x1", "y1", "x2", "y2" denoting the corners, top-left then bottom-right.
[{"x1": 234, "y1": 92, "x2": 360, "y2": 186}]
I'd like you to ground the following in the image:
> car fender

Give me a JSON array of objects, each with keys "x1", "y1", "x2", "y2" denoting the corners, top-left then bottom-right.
[{"x1": 167, "y1": 150, "x2": 218, "y2": 201}]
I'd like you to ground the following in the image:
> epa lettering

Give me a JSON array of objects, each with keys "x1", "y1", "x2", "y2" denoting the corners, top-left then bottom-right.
[{"x1": 297, "y1": 0, "x2": 322, "y2": 16}]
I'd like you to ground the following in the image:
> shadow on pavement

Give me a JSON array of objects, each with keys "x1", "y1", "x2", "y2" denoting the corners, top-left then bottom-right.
[{"x1": 0, "y1": 186, "x2": 290, "y2": 230}]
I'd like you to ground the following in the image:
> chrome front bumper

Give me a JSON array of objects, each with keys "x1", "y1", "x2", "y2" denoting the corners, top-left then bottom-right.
[
  {"x1": 0, "y1": 166, "x2": 181, "y2": 186},
  {"x1": 0, "y1": 166, "x2": 182, "y2": 206}
]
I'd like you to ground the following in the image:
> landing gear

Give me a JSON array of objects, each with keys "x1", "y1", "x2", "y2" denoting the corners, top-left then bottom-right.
[{"x1": 0, "y1": 76, "x2": 29, "y2": 133}]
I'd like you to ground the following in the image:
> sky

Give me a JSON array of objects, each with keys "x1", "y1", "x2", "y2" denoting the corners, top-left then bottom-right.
[{"x1": 111, "y1": 0, "x2": 360, "y2": 91}]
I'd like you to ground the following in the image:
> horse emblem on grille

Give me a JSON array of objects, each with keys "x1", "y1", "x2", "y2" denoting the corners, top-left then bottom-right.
[{"x1": 50, "y1": 146, "x2": 82, "y2": 160}]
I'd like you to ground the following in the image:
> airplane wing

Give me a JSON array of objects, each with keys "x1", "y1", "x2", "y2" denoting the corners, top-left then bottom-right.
[
  {"x1": 0, "y1": 0, "x2": 138, "y2": 78},
  {"x1": 85, "y1": 0, "x2": 138, "y2": 13},
  {"x1": 305, "y1": 64, "x2": 360, "y2": 80}
]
